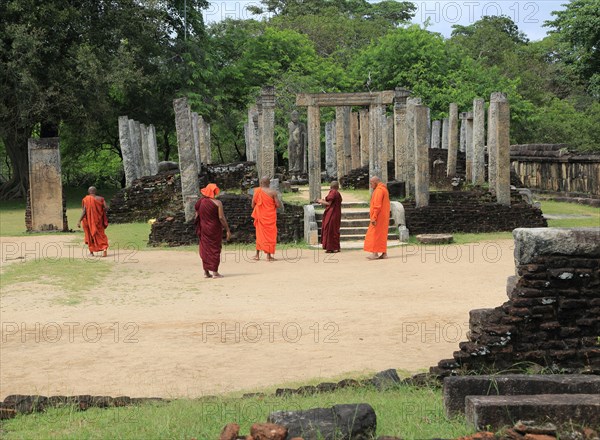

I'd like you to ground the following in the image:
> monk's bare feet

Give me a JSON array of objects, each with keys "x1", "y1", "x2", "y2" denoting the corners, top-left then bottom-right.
[
  {"x1": 378, "y1": 253, "x2": 388, "y2": 259},
  {"x1": 102, "y1": 250, "x2": 107, "y2": 257},
  {"x1": 367, "y1": 253, "x2": 379, "y2": 260},
  {"x1": 90, "y1": 252, "x2": 94, "y2": 256},
  {"x1": 212, "y1": 272, "x2": 224, "y2": 278},
  {"x1": 267, "y1": 254, "x2": 276, "y2": 262},
  {"x1": 204, "y1": 270, "x2": 212, "y2": 278},
  {"x1": 253, "y1": 251, "x2": 260, "y2": 261}
]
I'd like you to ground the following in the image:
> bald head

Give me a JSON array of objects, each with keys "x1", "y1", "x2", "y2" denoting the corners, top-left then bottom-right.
[
  {"x1": 259, "y1": 176, "x2": 271, "y2": 188},
  {"x1": 330, "y1": 181, "x2": 339, "y2": 190},
  {"x1": 88, "y1": 186, "x2": 97, "y2": 195},
  {"x1": 369, "y1": 176, "x2": 380, "y2": 189}
]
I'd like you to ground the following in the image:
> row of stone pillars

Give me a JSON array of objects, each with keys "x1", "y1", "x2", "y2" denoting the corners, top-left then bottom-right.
[
  {"x1": 117, "y1": 117, "x2": 159, "y2": 187},
  {"x1": 244, "y1": 86, "x2": 276, "y2": 180}
]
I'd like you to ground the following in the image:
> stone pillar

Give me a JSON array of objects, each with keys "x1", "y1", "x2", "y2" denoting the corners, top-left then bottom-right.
[
  {"x1": 246, "y1": 105, "x2": 258, "y2": 162},
  {"x1": 493, "y1": 93, "x2": 511, "y2": 205},
  {"x1": 335, "y1": 106, "x2": 351, "y2": 177},
  {"x1": 350, "y1": 111, "x2": 360, "y2": 170},
  {"x1": 488, "y1": 97, "x2": 498, "y2": 193},
  {"x1": 128, "y1": 119, "x2": 143, "y2": 180},
  {"x1": 140, "y1": 123, "x2": 150, "y2": 176},
  {"x1": 259, "y1": 86, "x2": 275, "y2": 177},
  {"x1": 431, "y1": 120, "x2": 441, "y2": 149},
  {"x1": 386, "y1": 114, "x2": 394, "y2": 164},
  {"x1": 465, "y1": 112, "x2": 474, "y2": 182},
  {"x1": 147, "y1": 124, "x2": 159, "y2": 175},
  {"x1": 441, "y1": 118, "x2": 449, "y2": 150},
  {"x1": 414, "y1": 105, "x2": 430, "y2": 208},
  {"x1": 28, "y1": 137, "x2": 65, "y2": 231},
  {"x1": 394, "y1": 88, "x2": 410, "y2": 185},
  {"x1": 472, "y1": 98, "x2": 486, "y2": 185},
  {"x1": 359, "y1": 109, "x2": 370, "y2": 168},
  {"x1": 369, "y1": 104, "x2": 387, "y2": 183},
  {"x1": 202, "y1": 118, "x2": 212, "y2": 165},
  {"x1": 405, "y1": 97, "x2": 421, "y2": 196},
  {"x1": 173, "y1": 97, "x2": 200, "y2": 222},
  {"x1": 118, "y1": 116, "x2": 137, "y2": 187},
  {"x1": 325, "y1": 120, "x2": 337, "y2": 178},
  {"x1": 255, "y1": 98, "x2": 263, "y2": 178},
  {"x1": 447, "y1": 103, "x2": 459, "y2": 177},
  {"x1": 191, "y1": 112, "x2": 201, "y2": 170},
  {"x1": 459, "y1": 113, "x2": 467, "y2": 153},
  {"x1": 307, "y1": 104, "x2": 321, "y2": 203}
]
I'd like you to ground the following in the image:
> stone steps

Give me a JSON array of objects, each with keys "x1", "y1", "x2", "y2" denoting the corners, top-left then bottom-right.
[
  {"x1": 318, "y1": 226, "x2": 397, "y2": 236},
  {"x1": 317, "y1": 218, "x2": 394, "y2": 228}
]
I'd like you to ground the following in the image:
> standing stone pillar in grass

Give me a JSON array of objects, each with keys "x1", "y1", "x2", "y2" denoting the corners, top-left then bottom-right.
[
  {"x1": 441, "y1": 117, "x2": 449, "y2": 150},
  {"x1": 394, "y1": 88, "x2": 410, "y2": 185},
  {"x1": 128, "y1": 119, "x2": 143, "y2": 180},
  {"x1": 118, "y1": 116, "x2": 137, "y2": 187},
  {"x1": 431, "y1": 120, "x2": 441, "y2": 149},
  {"x1": 325, "y1": 120, "x2": 337, "y2": 178},
  {"x1": 307, "y1": 104, "x2": 321, "y2": 202},
  {"x1": 369, "y1": 103, "x2": 387, "y2": 182},
  {"x1": 244, "y1": 105, "x2": 258, "y2": 162},
  {"x1": 405, "y1": 97, "x2": 421, "y2": 196},
  {"x1": 147, "y1": 124, "x2": 159, "y2": 175},
  {"x1": 140, "y1": 123, "x2": 150, "y2": 176},
  {"x1": 492, "y1": 93, "x2": 511, "y2": 205},
  {"x1": 465, "y1": 112, "x2": 474, "y2": 182},
  {"x1": 414, "y1": 105, "x2": 430, "y2": 208},
  {"x1": 287, "y1": 110, "x2": 307, "y2": 175},
  {"x1": 472, "y1": 98, "x2": 485, "y2": 185},
  {"x1": 386, "y1": 114, "x2": 394, "y2": 164},
  {"x1": 258, "y1": 86, "x2": 275, "y2": 178},
  {"x1": 487, "y1": 93, "x2": 501, "y2": 194},
  {"x1": 447, "y1": 103, "x2": 459, "y2": 177},
  {"x1": 335, "y1": 106, "x2": 351, "y2": 177},
  {"x1": 459, "y1": 112, "x2": 467, "y2": 153},
  {"x1": 27, "y1": 138, "x2": 66, "y2": 231},
  {"x1": 359, "y1": 109, "x2": 370, "y2": 168},
  {"x1": 199, "y1": 116, "x2": 212, "y2": 165},
  {"x1": 173, "y1": 97, "x2": 200, "y2": 222},
  {"x1": 191, "y1": 112, "x2": 201, "y2": 170},
  {"x1": 255, "y1": 98, "x2": 263, "y2": 178},
  {"x1": 351, "y1": 111, "x2": 360, "y2": 170}
]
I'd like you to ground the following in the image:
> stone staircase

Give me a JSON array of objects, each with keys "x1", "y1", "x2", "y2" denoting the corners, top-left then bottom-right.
[{"x1": 312, "y1": 202, "x2": 402, "y2": 249}]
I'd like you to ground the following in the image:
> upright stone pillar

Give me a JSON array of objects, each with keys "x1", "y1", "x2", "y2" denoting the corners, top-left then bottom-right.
[
  {"x1": 147, "y1": 124, "x2": 159, "y2": 175},
  {"x1": 488, "y1": 95, "x2": 500, "y2": 193},
  {"x1": 447, "y1": 103, "x2": 459, "y2": 177},
  {"x1": 128, "y1": 119, "x2": 143, "y2": 180},
  {"x1": 28, "y1": 137, "x2": 65, "y2": 231},
  {"x1": 394, "y1": 88, "x2": 410, "y2": 185},
  {"x1": 201, "y1": 117, "x2": 212, "y2": 165},
  {"x1": 386, "y1": 115, "x2": 394, "y2": 164},
  {"x1": 465, "y1": 112, "x2": 474, "y2": 181},
  {"x1": 325, "y1": 120, "x2": 337, "y2": 178},
  {"x1": 350, "y1": 112, "x2": 360, "y2": 170},
  {"x1": 119, "y1": 116, "x2": 137, "y2": 187},
  {"x1": 140, "y1": 123, "x2": 150, "y2": 176},
  {"x1": 307, "y1": 105, "x2": 321, "y2": 203},
  {"x1": 246, "y1": 105, "x2": 259, "y2": 162},
  {"x1": 259, "y1": 86, "x2": 275, "y2": 177},
  {"x1": 335, "y1": 106, "x2": 351, "y2": 177},
  {"x1": 472, "y1": 98, "x2": 486, "y2": 185},
  {"x1": 431, "y1": 120, "x2": 441, "y2": 149},
  {"x1": 414, "y1": 105, "x2": 430, "y2": 208},
  {"x1": 459, "y1": 113, "x2": 467, "y2": 153},
  {"x1": 369, "y1": 104, "x2": 387, "y2": 182},
  {"x1": 405, "y1": 97, "x2": 421, "y2": 196},
  {"x1": 441, "y1": 118, "x2": 449, "y2": 150},
  {"x1": 191, "y1": 112, "x2": 201, "y2": 170},
  {"x1": 359, "y1": 109, "x2": 370, "y2": 168},
  {"x1": 173, "y1": 97, "x2": 200, "y2": 222},
  {"x1": 255, "y1": 98, "x2": 263, "y2": 178},
  {"x1": 493, "y1": 93, "x2": 511, "y2": 205}
]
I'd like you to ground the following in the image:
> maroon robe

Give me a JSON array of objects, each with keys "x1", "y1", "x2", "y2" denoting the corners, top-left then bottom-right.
[
  {"x1": 321, "y1": 189, "x2": 342, "y2": 252},
  {"x1": 195, "y1": 197, "x2": 223, "y2": 272}
]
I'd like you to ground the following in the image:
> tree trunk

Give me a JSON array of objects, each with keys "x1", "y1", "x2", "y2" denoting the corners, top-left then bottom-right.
[{"x1": 0, "y1": 127, "x2": 32, "y2": 200}]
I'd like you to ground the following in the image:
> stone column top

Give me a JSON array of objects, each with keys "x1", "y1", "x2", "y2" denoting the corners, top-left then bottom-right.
[
  {"x1": 491, "y1": 92, "x2": 508, "y2": 102},
  {"x1": 466, "y1": 112, "x2": 474, "y2": 120},
  {"x1": 513, "y1": 227, "x2": 600, "y2": 265}
]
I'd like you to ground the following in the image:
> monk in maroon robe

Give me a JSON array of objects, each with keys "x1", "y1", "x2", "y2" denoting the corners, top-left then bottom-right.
[
  {"x1": 195, "y1": 183, "x2": 231, "y2": 278},
  {"x1": 316, "y1": 181, "x2": 342, "y2": 253}
]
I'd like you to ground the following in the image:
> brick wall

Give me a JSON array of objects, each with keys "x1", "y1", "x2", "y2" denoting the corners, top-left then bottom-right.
[{"x1": 433, "y1": 228, "x2": 600, "y2": 376}]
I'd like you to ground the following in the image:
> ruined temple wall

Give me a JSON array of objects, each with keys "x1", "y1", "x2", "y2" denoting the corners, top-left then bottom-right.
[{"x1": 433, "y1": 228, "x2": 600, "y2": 377}]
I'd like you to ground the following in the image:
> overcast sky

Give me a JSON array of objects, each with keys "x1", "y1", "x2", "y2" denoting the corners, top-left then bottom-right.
[{"x1": 203, "y1": 1, "x2": 568, "y2": 41}]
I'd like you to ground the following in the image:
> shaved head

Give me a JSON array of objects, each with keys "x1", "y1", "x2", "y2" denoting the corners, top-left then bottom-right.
[
  {"x1": 369, "y1": 176, "x2": 380, "y2": 189},
  {"x1": 330, "y1": 181, "x2": 339, "y2": 190},
  {"x1": 259, "y1": 176, "x2": 271, "y2": 187},
  {"x1": 88, "y1": 186, "x2": 97, "y2": 195}
]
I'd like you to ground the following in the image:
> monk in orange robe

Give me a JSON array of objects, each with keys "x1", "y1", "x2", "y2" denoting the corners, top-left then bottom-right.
[
  {"x1": 77, "y1": 186, "x2": 109, "y2": 257},
  {"x1": 316, "y1": 180, "x2": 342, "y2": 253},
  {"x1": 364, "y1": 176, "x2": 390, "y2": 260},
  {"x1": 195, "y1": 183, "x2": 231, "y2": 278},
  {"x1": 251, "y1": 177, "x2": 280, "y2": 261}
]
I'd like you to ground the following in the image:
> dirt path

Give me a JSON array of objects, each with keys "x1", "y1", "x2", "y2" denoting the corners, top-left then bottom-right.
[{"x1": 0, "y1": 234, "x2": 515, "y2": 399}]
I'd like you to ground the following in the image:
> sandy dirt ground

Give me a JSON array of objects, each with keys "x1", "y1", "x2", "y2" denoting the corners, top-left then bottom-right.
[{"x1": 0, "y1": 232, "x2": 516, "y2": 400}]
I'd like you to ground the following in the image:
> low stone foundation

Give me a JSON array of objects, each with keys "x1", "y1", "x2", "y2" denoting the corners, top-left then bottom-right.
[
  {"x1": 25, "y1": 189, "x2": 69, "y2": 232},
  {"x1": 433, "y1": 227, "x2": 600, "y2": 377}
]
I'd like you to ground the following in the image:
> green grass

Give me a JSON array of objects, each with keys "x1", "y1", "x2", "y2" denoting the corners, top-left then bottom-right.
[
  {"x1": 0, "y1": 258, "x2": 111, "y2": 305},
  {"x1": 539, "y1": 200, "x2": 599, "y2": 228},
  {"x1": 0, "y1": 383, "x2": 471, "y2": 440}
]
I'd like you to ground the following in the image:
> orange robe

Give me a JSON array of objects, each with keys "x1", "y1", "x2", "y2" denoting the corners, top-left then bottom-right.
[
  {"x1": 251, "y1": 188, "x2": 277, "y2": 254},
  {"x1": 81, "y1": 195, "x2": 109, "y2": 252},
  {"x1": 364, "y1": 183, "x2": 390, "y2": 253}
]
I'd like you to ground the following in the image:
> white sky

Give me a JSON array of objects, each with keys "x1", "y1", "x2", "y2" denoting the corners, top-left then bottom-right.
[{"x1": 203, "y1": 1, "x2": 568, "y2": 41}]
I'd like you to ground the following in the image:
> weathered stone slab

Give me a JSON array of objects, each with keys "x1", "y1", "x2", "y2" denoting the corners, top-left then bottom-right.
[
  {"x1": 465, "y1": 394, "x2": 600, "y2": 430},
  {"x1": 416, "y1": 233, "x2": 453, "y2": 244},
  {"x1": 325, "y1": 120, "x2": 337, "y2": 178},
  {"x1": 513, "y1": 227, "x2": 600, "y2": 265},
  {"x1": 268, "y1": 403, "x2": 376, "y2": 440},
  {"x1": 173, "y1": 97, "x2": 199, "y2": 222},
  {"x1": 444, "y1": 374, "x2": 600, "y2": 417},
  {"x1": 147, "y1": 124, "x2": 159, "y2": 175}
]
